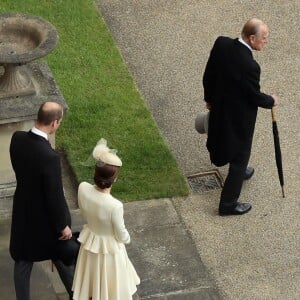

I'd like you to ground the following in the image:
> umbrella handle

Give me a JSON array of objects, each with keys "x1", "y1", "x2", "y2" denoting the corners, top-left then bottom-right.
[{"x1": 271, "y1": 107, "x2": 276, "y2": 122}]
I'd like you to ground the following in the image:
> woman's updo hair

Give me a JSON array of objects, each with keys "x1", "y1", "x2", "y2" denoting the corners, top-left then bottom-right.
[{"x1": 94, "y1": 163, "x2": 120, "y2": 189}]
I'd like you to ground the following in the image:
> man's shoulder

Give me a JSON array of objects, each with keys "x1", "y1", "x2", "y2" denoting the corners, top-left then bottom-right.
[
  {"x1": 12, "y1": 130, "x2": 27, "y2": 139},
  {"x1": 212, "y1": 36, "x2": 235, "y2": 52},
  {"x1": 10, "y1": 131, "x2": 29, "y2": 148},
  {"x1": 215, "y1": 36, "x2": 236, "y2": 47},
  {"x1": 216, "y1": 36, "x2": 232, "y2": 41},
  {"x1": 215, "y1": 36, "x2": 234, "y2": 45}
]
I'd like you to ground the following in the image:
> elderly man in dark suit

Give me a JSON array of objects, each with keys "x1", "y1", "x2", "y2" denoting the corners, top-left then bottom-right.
[
  {"x1": 10, "y1": 101, "x2": 74, "y2": 299},
  {"x1": 203, "y1": 18, "x2": 279, "y2": 216}
]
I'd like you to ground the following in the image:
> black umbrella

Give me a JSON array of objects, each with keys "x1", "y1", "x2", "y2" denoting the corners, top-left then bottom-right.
[{"x1": 271, "y1": 107, "x2": 285, "y2": 198}]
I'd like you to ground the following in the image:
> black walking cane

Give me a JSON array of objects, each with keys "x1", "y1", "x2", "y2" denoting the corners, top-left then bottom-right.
[{"x1": 271, "y1": 107, "x2": 285, "y2": 198}]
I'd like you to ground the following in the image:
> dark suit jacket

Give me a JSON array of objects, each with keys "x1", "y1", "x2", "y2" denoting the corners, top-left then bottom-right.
[
  {"x1": 203, "y1": 36, "x2": 274, "y2": 166},
  {"x1": 9, "y1": 130, "x2": 71, "y2": 261}
]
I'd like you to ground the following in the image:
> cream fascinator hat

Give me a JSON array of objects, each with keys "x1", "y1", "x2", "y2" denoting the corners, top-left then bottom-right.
[
  {"x1": 93, "y1": 138, "x2": 122, "y2": 167},
  {"x1": 81, "y1": 138, "x2": 122, "y2": 167}
]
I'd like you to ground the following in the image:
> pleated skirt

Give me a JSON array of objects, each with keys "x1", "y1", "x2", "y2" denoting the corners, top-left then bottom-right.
[{"x1": 72, "y1": 245, "x2": 140, "y2": 300}]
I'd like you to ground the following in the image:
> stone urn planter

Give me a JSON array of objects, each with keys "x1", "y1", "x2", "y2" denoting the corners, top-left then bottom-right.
[{"x1": 0, "y1": 13, "x2": 58, "y2": 98}]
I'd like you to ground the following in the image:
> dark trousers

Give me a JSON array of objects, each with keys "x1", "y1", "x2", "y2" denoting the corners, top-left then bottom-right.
[
  {"x1": 14, "y1": 260, "x2": 74, "y2": 300},
  {"x1": 219, "y1": 147, "x2": 251, "y2": 209}
]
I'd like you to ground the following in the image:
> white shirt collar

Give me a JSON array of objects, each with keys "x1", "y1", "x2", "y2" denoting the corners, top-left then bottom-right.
[
  {"x1": 31, "y1": 126, "x2": 48, "y2": 140},
  {"x1": 238, "y1": 37, "x2": 253, "y2": 52}
]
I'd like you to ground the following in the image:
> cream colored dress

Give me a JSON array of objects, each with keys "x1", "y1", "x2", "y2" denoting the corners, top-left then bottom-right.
[{"x1": 72, "y1": 182, "x2": 140, "y2": 300}]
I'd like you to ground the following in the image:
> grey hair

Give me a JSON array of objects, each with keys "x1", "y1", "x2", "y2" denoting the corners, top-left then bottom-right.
[{"x1": 241, "y1": 18, "x2": 265, "y2": 38}]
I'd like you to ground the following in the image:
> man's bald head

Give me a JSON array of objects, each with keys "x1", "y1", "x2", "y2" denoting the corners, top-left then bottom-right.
[
  {"x1": 241, "y1": 18, "x2": 269, "y2": 51},
  {"x1": 37, "y1": 101, "x2": 64, "y2": 126}
]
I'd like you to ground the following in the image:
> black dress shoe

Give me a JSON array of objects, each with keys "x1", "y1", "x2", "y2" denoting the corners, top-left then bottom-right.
[
  {"x1": 219, "y1": 202, "x2": 252, "y2": 216},
  {"x1": 244, "y1": 167, "x2": 254, "y2": 180}
]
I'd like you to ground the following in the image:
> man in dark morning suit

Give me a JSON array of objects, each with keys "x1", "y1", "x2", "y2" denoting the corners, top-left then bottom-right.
[
  {"x1": 10, "y1": 101, "x2": 74, "y2": 299},
  {"x1": 203, "y1": 18, "x2": 279, "y2": 216}
]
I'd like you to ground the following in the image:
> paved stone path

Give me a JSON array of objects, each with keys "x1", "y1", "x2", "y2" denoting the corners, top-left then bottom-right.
[{"x1": 96, "y1": 1, "x2": 300, "y2": 299}]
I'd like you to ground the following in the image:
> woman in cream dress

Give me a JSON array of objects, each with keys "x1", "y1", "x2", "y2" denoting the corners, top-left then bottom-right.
[{"x1": 72, "y1": 139, "x2": 140, "y2": 300}]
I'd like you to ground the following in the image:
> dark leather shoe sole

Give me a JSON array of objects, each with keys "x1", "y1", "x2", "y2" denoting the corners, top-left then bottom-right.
[{"x1": 219, "y1": 203, "x2": 252, "y2": 216}]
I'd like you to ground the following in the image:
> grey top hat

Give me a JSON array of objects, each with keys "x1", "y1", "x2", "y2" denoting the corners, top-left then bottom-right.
[{"x1": 195, "y1": 111, "x2": 210, "y2": 134}]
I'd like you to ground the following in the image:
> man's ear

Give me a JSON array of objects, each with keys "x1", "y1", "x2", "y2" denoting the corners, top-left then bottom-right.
[
  {"x1": 51, "y1": 120, "x2": 58, "y2": 128},
  {"x1": 249, "y1": 35, "x2": 255, "y2": 45}
]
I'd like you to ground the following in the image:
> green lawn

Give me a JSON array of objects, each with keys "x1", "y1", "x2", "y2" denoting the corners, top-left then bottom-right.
[{"x1": 0, "y1": 0, "x2": 189, "y2": 201}]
